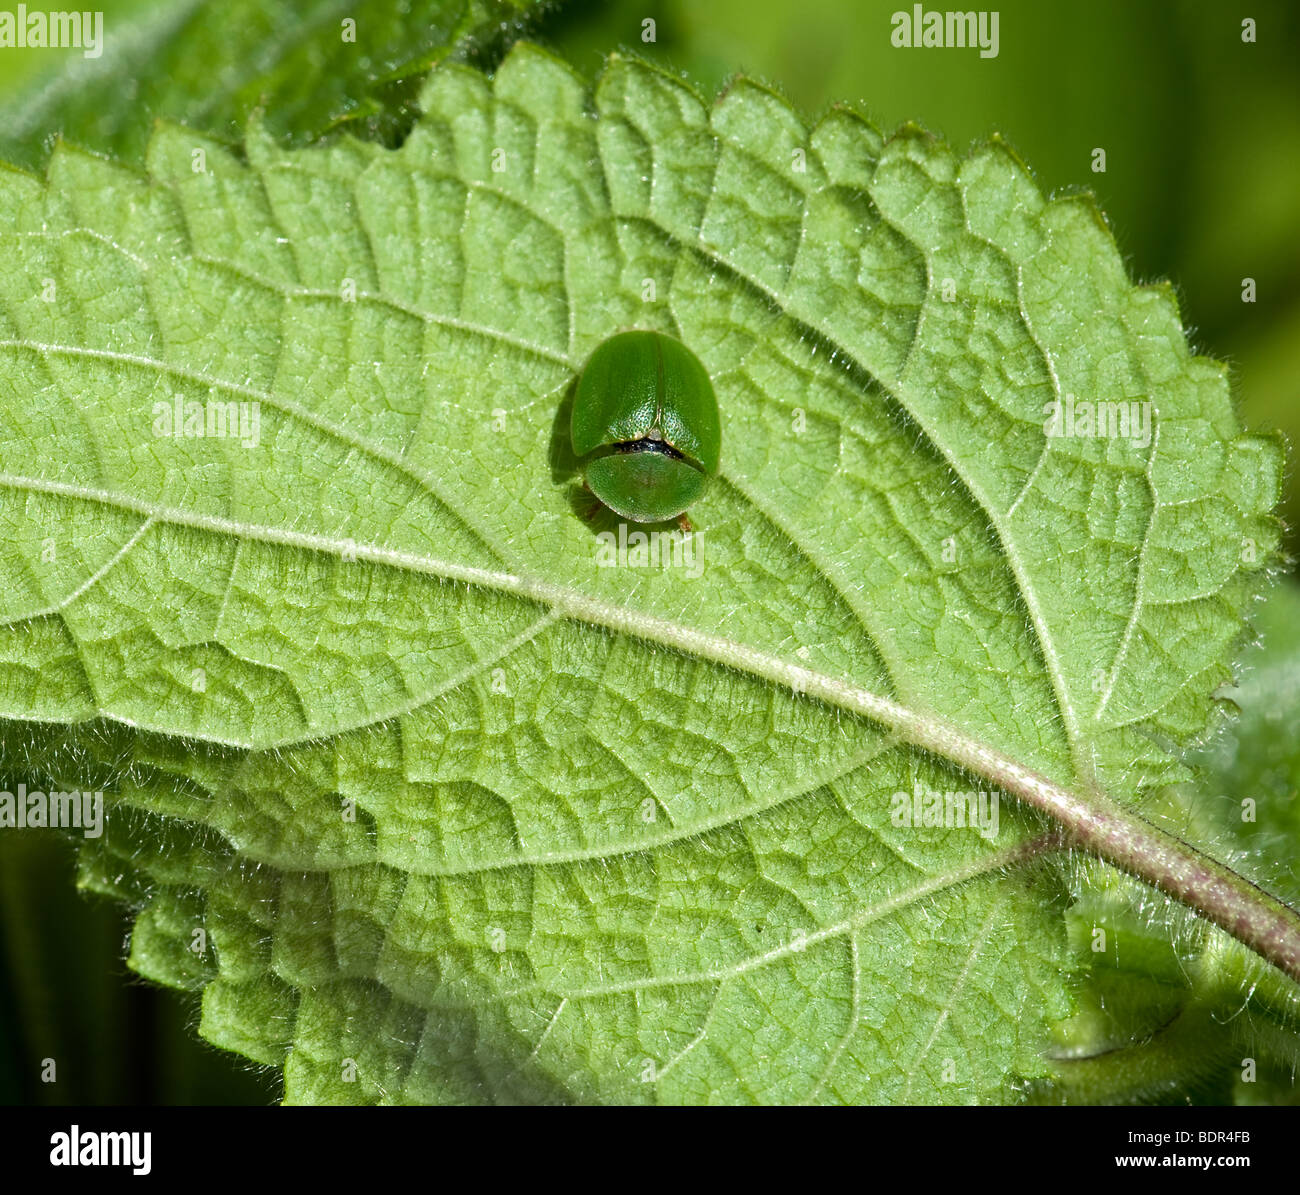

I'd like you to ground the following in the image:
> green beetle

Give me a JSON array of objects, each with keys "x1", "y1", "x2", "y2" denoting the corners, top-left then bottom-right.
[{"x1": 571, "y1": 330, "x2": 721, "y2": 526}]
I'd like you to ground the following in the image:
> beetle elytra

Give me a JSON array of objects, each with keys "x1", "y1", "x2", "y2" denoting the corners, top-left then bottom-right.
[{"x1": 571, "y1": 330, "x2": 720, "y2": 527}]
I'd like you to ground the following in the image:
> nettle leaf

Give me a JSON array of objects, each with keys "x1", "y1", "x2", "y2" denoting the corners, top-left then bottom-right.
[
  {"x1": 0, "y1": 45, "x2": 1286, "y2": 1104},
  {"x1": 0, "y1": 0, "x2": 545, "y2": 170}
]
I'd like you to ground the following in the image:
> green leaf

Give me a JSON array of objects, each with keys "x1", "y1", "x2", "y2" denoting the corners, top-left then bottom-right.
[
  {"x1": 0, "y1": 44, "x2": 1287, "y2": 1104},
  {"x1": 0, "y1": 0, "x2": 545, "y2": 170}
]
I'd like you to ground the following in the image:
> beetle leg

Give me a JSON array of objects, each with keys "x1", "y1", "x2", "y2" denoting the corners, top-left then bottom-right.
[
  {"x1": 575, "y1": 476, "x2": 602, "y2": 520},
  {"x1": 677, "y1": 513, "x2": 693, "y2": 534}
]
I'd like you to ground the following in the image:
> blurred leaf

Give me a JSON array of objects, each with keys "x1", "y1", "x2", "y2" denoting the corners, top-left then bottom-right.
[{"x1": 0, "y1": 0, "x2": 548, "y2": 169}]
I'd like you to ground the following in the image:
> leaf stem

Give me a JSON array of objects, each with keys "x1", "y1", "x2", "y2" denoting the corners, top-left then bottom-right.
[
  {"x1": 526, "y1": 577, "x2": 1300, "y2": 987},
  {"x1": 881, "y1": 702, "x2": 1300, "y2": 988}
]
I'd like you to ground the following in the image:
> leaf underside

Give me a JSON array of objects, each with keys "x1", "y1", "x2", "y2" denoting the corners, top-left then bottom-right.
[{"x1": 0, "y1": 44, "x2": 1280, "y2": 1103}]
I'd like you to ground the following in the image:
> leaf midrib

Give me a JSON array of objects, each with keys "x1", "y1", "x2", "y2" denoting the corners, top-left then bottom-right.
[{"x1": 0, "y1": 465, "x2": 982, "y2": 755}]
